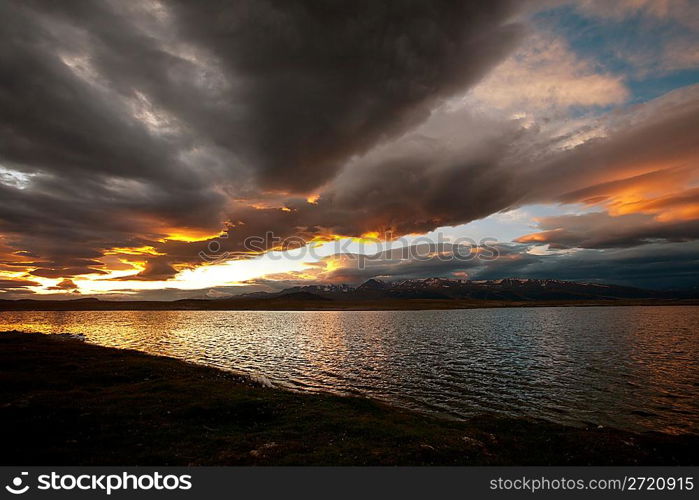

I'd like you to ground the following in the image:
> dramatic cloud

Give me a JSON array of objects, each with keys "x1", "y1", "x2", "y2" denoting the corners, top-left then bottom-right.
[
  {"x1": 0, "y1": 0, "x2": 696, "y2": 297},
  {"x1": 47, "y1": 278, "x2": 79, "y2": 291},
  {"x1": 468, "y1": 30, "x2": 629, "y2": 111},
  {"x1": 170, "y1": 0, "x2": 523, "y2": 191},
  {"x1": 0, "y1": 278, "x2": 41, "y2": 291},
  {"x1": 247, "y1": 240, "x2": 699, "y2": 291},
  {"x1": 277, "y1": 83, "x2": 699, "y2": 241},
  {"x1": 0, "y1": 0, "x2": 520, "y2": 284},
  {"x1": 516, "y1": 211, "x2": 699, "y2": 249}
]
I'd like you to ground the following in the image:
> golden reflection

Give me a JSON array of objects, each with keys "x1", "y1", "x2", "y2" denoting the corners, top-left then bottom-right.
[
  {"x1": 0, "y1": 308, "x2": 697, "y2": 433},
  {"x1": 298, "y1": 311, "x2": 389, "y2": 395}
]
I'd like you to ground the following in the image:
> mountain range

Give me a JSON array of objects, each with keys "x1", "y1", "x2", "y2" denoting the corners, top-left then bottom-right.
[
  {"x1": 1, "y1": 278, "x2": 696, "y2": 311},
  {"x1": 240, "y1": 277, "x2": 694, "y2": 302}
]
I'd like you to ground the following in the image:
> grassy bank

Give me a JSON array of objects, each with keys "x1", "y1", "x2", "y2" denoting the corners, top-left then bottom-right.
[{"x1": 1, "y1": 331, "x2": 697, "y2": 465}]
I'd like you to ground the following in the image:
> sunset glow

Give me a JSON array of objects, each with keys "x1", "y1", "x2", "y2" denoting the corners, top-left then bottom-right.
[{"x1": 0, "y1": 0, "x2": 697, "y2": 299}]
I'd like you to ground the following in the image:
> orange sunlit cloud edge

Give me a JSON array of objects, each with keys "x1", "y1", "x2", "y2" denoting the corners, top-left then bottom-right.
[{"x1": 1, "y1": 1, "x2": 698, "y2": 298}]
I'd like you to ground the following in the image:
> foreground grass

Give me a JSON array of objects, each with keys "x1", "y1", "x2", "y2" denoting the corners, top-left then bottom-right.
[{"x1": 1, "y1": 331, "x2": 697, "y2": 465}]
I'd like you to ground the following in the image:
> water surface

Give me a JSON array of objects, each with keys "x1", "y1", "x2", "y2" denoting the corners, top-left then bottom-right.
[{"x1": 1, "y1": 306, "x2": 697, "y2": 433}]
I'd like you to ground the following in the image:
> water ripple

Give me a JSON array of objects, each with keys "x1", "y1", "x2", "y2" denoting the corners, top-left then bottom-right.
[{"x1": 1, "y1": 306, "x2": 697, "y2": 433}]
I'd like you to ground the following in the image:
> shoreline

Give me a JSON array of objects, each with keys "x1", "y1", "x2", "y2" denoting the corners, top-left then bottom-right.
[
  {"x1": 1, "y1": 331, "x2": 697, "y2": 465},
  {"x1": 1, "y1": 298, "x2": 698, "y2": 312}
]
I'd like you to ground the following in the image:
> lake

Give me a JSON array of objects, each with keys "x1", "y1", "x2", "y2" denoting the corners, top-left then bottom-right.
[{"x1": 1, "y1": 306, "x2": 697, "y2": 434}]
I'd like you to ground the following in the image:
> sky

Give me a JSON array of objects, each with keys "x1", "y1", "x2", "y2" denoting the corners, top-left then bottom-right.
[{"x1": 0, "y1": 0, "x2": 698, "y2": 300}]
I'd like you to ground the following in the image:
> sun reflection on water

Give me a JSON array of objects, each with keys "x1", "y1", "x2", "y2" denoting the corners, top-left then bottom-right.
[{"x1": 1, "y1": 306, "x2": 697, "y2": 434}]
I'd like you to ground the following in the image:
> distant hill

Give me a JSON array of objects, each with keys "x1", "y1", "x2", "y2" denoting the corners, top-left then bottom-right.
[
  {"x1": 241, "y1": 277, "x2": 692, "y2": 302},
  {"x1": 2, "y1": 277, "x2": 695, "y2": 311}
]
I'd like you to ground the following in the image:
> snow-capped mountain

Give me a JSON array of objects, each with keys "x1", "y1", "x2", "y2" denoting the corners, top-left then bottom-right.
[{"x1": 250, "y1": 277, "x2": 673, "y2": 301}]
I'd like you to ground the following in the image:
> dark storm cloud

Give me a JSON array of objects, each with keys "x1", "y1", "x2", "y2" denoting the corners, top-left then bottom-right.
[
  {"x1": 316, "y1": 111, "x2": 526, "y2": 235},
  {"x1": 147, "y1": 82, "x2": 699, "y2": 273},
  {"x1": 317, "y1": 84, "x2": 699, "y2": 239},
  {"x1": 516, "y1": 211, "x2": 699, "y2": 249},
  {"x1": 2, "y1": 0, "x2": 521, "y2": 192},
  {"x1": 497, "y1": 242, "x2": 699, "y2": 290},
  {"x1": 202, "y1": 84, "x2": 699, "y2": 259},
  {"x1": 156, "y1": 107, "x2": 529, "y2": 269},
  {"x1": 1, "y1": 0, "x2": 697, "y2": 293},
  {"x1": 303, "y1": 241, "x2": 699, "y2": 290},
  {"x1": 0, "y1": 0, "x2": 521, "y2": 282},
  {"x1": 0, "y1": 0, "x2": 232, "y2": 278},
  {"x1": 0, "y1": 1, "x2": 190, "y2": 183},
  {"x1": 168, "y1": 0, "x2": 522, "y2": 191}
]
